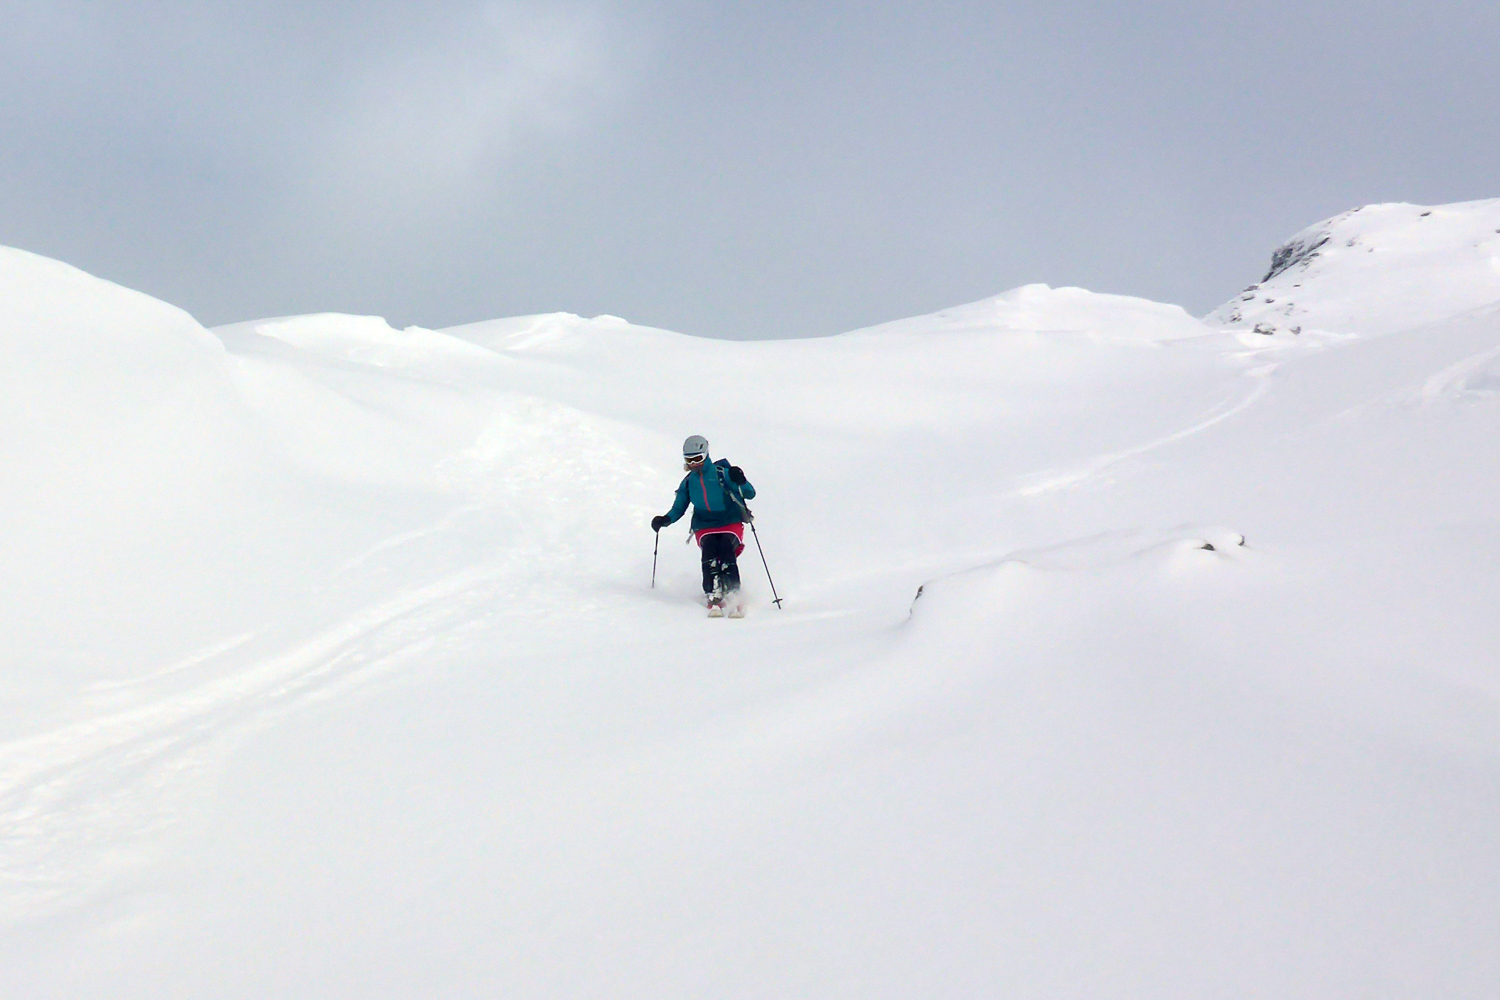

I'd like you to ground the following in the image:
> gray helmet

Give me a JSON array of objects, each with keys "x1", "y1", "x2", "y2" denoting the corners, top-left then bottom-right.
[{"x1": 682, "y1": 435, "x2": 710, "y2": 462}]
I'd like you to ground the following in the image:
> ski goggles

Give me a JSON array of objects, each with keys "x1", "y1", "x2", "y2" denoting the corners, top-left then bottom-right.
[{"x1": 683, "y1": 453, "x2": 707, "y2": 468}]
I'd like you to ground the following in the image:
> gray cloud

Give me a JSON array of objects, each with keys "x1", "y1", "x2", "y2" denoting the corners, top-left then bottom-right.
[{"x1": 2, "y1": 1, "x2": 1497, "y2": 337}]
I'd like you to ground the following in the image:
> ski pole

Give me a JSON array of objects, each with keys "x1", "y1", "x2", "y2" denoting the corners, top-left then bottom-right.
[
  {"x1": 748, "y1": 519, "x2": 783, "y2": 609},
  {"x1": 651, "y1": 528, "x2": 660, "y2": 589}
]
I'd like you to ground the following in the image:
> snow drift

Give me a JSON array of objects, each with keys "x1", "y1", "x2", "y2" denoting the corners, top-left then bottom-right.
[{"x1": 2, "y1": 202, "x2": 1499, "y2": 998}]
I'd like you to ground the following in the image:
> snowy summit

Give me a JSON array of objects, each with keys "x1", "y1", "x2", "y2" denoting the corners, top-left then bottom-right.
[{"x1": 1208, "y1": 197, "x2": 1500, "y2": 336}]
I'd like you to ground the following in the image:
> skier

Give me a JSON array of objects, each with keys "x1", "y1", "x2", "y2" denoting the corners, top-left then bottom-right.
[{"x1": 651, "y1": 435, "x2": 755, "y2": 617}]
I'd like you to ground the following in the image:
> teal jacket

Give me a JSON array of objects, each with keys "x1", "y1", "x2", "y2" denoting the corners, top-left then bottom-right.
[{"x1": 664, "y1": 458, "x2": 756, "y2": 530}]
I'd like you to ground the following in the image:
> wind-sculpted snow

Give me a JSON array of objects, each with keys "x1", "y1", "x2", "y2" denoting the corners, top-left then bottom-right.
[
  {"x1": 0, "y1": 248, "x2": 286, "y2": 687},
  {"x1": 2, "y1": 207, "x2": 1500, "y2": 997}
]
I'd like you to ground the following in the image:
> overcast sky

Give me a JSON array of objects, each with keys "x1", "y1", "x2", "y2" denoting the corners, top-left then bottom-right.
[{"x1": 3, "y1": 1, "x2": 1497, "y2": 338}]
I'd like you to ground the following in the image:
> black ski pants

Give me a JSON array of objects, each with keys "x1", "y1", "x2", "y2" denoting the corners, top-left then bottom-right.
[{"x1": 700, "y1": 533, "x2": 742, "y2": 596}]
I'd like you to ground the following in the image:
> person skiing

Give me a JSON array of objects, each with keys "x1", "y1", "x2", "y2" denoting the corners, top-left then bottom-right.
[{"x1": 651, "y1": 435, "x2": 755, "y2": 616}]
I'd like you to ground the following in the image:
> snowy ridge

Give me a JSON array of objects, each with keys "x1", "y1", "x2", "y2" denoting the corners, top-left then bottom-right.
[
  {"x1": 847, "y1": 283, "x2": 1212, "y2": 342},
  {"x1": 3, "y1": 204, "x2": 1500, "y2": 996}
]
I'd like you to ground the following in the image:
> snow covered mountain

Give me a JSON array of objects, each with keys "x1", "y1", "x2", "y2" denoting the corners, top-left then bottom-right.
[
  {"x1": 2, "y1": 203, "x2": 1498, "y2": 998},
  {"x1": 1207, "y1": 197, "x2": 1500, "y2": 336}
]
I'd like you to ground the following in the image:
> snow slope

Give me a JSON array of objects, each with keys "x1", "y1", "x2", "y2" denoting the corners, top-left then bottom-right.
[{"x1": 2, "y1": 205, "x2": 1499, "y2": 998}]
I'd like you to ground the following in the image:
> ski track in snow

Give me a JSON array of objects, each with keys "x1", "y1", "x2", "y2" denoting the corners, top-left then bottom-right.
[
  {"x1": 0, "y1": 562, "x2": 521, "y2": 921},
  {"x1": 1009, "y1": 373, "x2": 1271, "y2": 498}
]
